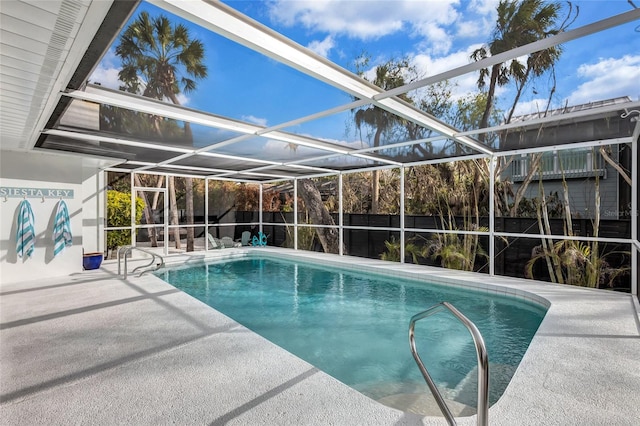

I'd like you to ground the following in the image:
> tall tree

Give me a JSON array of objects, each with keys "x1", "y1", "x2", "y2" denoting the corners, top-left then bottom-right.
[
  {"x1": 116, "y1": 12, "x2": 207, "y2": 251},
  {"x1": 297, "y1": 179, "x2": 341, "y2": 254},
  {"x1": 352, "y1": 57, "x2": 414, "y2": 214},
  {"x1": 470, "y1": 0, "x2": 577, "y2": 141}
]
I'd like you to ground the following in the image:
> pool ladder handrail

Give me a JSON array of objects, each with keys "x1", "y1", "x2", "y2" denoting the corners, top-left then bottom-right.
[
  {"x1": 409, "y1": 302, "x2": 489, "y2": 426},
  {"x1": 117, "y1": 246, "x2": 165, "y2": 278}
]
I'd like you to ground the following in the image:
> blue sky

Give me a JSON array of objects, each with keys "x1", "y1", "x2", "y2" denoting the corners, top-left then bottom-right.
[{"x1": 91, "y1": 0, "x2": 639, "y2": 148}]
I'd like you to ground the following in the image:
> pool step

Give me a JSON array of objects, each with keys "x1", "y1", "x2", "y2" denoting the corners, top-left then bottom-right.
[
  {"x1": 366, "y1": 363, "x2": 517, "y2": 417},
  {"x1": 450, "y1": 363, "x2": 516, "y2": 407},
  {"x1": 377, "y1": 392, "x2": 476, "y2": 417},
  {"x1": 359, "y1": 382, "x2": 475, "y2": 417}
]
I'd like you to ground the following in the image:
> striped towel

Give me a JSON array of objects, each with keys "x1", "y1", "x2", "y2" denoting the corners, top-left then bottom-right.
[
  {"x1": 53, "y1": 200, "x2": 72, "y2": 257},
  {"x1": 16, "y1": 200, "x2": 36, "y2": 258}
]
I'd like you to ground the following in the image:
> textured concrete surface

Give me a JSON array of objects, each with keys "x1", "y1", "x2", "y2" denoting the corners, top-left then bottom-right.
[{"x1": 1, "y1": 248, "x2": 638, "y2": 425}]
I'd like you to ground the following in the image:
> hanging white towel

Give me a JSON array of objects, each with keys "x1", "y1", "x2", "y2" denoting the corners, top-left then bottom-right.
[
  {"x1": 53, "y1": 200, "x2": 72, "y2": 257},
  {"x1": 16, "y1": 200, "x2": 36, "y2": 258}
]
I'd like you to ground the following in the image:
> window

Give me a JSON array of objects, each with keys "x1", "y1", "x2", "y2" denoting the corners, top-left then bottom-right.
[{"x1": 510, "y1": 148, "x2": 606, "y2": 182}]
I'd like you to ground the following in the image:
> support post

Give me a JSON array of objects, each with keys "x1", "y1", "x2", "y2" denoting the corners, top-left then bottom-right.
[
  {"x1": 630, "y1": 116, "x2": 639, "y2": 295},
  {"x1": 400, "y1": 166, "x2": 405, "y2": 264},
  {"x1": 489, "y1": 156, "x2": 496, "y2": 276},
  {"x1": 339, "y1": 173, "x2": 343, "y2": 256},
  {"x1": 294, "y1": 179, "x2": 298, "y2": 250},
  {"x1": 259, "y1": 183, "x2": 263, "y2": 236}
]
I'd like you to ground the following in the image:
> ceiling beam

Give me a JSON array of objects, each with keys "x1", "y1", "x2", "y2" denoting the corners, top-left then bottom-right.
[
  {"x1": 379, "y1": 8, "x2": 640, "y2": 99},
  {"x1": 151, "y1": 0, "x2": 490, "y2": 155}
]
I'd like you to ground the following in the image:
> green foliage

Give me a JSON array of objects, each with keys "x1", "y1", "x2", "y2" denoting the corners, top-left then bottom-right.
[
  {"x1": 116, "y1": 12, "x2": 207, "y2": 99},
  {"x1": 278, "y1": 210, "x2": 314, "y2": 250},
  {"x1": 525, "y1": 156, "x2": 630, "y2": 288},
  {"x1": 381, "y1": 230, "x2": 488, "y2": 272},
  {"x1": 106, "y1": 171, "x2": 131, "y2": 193},
  {"x1": 106, "y1": 190, "x2": 145, "y2": 250},
  {"x1": 282, "y1": 223, "x2": 317, "y2": 251},
  {"x1": 380, "y1": 238, "x2": 401, "y2": 262},
  {"x1": 525, "y1": 240, "x2": 629, "y2": 288},
  {"x1": 405, "y1": 161, "x2": 492, "y2": 217},
  {"x1": 380, "y1": 236, "x2": 423, "y2": 264},
  {"x1": 471, "y1": 0, "x2": 577, "y2": 137},
  {"x1": 425, "y1": 228, "x2": 489, "y2": 272},
  {"x1": 452, "y1": 92, "x2": 502, "y2": 132}
]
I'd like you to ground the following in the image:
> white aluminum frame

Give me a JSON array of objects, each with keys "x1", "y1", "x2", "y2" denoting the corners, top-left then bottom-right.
[{"x1": 96, "y1": 3, "x2": 639, "y2": 294}]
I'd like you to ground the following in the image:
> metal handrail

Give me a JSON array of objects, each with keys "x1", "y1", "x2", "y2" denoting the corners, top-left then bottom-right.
[
  {"x1": 409, "y1": 302, "x2": 489, "y2": 426},
  {"x1": 117, "y1": 246, "x2": 165, "y2": 278}
]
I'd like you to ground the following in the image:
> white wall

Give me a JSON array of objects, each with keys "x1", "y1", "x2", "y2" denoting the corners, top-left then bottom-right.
[
  {"x1": 82, "y1": 169, "x2": 105, "y2": 254},
  {"x1": 0, "y1": 150, "x2": 88, "y2": 284}
]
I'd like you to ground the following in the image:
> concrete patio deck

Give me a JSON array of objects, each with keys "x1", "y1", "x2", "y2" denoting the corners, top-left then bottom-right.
[{"x1": 1, "y1": 248, "x2": 639, "y2": 425}]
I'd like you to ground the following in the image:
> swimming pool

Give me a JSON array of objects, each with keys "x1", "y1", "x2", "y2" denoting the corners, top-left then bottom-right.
[{"x1": 156, "y1": 255, "x2": 546, "y2": 413}]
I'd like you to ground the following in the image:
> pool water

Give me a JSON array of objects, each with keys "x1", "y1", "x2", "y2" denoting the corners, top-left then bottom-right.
[{"x1": 156, "y1": 256, "x2": 546, "y2": 410}]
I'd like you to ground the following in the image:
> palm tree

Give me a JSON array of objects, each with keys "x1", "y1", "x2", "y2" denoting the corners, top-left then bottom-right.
[
  {"x1": 116, "y1": 12, "x2": 207, "y2": 251},
  {"x1": 353, "y1": 58, "x2": 414, "y2": 214},
  {"x1": 470, "y1": 0, "x2": 576, "y2": 140}
]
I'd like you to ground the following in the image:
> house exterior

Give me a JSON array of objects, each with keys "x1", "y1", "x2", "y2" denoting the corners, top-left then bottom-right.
[{"x1": 501, "y1": 97, "x2": 636, "y2": 220}]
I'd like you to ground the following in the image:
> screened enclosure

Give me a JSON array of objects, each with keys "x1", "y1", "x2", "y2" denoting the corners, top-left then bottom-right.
[{"x1": 3, "y1": 0, "x2": 637, "y2": 293}]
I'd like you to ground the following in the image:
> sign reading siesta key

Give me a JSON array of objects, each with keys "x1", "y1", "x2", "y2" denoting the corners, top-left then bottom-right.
[{"x1": 0, "y1": 187, "x2": 74, "y2": 199}]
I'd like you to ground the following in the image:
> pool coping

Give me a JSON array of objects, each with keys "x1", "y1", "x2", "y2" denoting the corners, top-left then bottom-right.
[{"x1": 1, "y1": 247, "x2": 639, "y2": 425}]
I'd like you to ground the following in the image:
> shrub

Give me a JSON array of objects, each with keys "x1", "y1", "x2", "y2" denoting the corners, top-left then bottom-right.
[{"x1": 106, "y1": 190, "x2": 144, "y2": 254}]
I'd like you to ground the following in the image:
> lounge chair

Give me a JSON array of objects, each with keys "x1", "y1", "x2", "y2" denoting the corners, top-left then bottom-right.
[
  {"x1": 207, "y1": 234, "x2": 223, "y2": 249},
  {"x1": 239, "y1": 231, "x2": 251, "y2": 246},
  {"x1": 221, "y1": 236, "x2": 241, "y2": 248}
]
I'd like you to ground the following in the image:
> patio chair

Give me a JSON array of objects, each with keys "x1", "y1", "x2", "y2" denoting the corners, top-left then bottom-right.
[
  {"x1": 207, "y1": 234, "x2": 223, "y2": 249},
  {"x1": 239, "y1": 231, "x2": 251, "y2": 246},
  {"x1": 221, "y1": 236, "x2": 241, "y2": 248}
]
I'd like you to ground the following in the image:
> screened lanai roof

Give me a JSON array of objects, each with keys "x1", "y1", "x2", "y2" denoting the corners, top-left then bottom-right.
[{"x1": 2, "y1": 0, "x2": 639, "y2": 181}]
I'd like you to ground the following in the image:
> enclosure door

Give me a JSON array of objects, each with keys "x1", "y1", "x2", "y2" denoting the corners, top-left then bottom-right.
[{"x1": 134, "y1": 187, "x2": 168, "y2": 256}]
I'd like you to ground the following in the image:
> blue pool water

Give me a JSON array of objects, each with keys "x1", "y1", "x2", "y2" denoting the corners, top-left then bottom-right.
[{"x1": 156, "y1": 256, "x2": 546, "y2": 409}]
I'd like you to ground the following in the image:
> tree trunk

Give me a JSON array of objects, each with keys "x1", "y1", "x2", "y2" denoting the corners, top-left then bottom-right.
[
  {"x1": 590, "y1": 165, "x2": 601, "y2": 287},
  {"x1": 505, "y1": 67, "x2": 532, "y2": 124},
  {"x1": 479, "y1": 63, "x2": 500, "y2": 143},
  {"x1": 169, "y1": 176, "x2": 181, "y2": 249},
  {"x1": 166, "y1": 90, "x2": 195, "y2": 251},
  {"x1": 150, "y1": 175, "x2": 165, "y2": 246},
  {"x1": 371, "y1": 169, "x2": 380, "y2": 214},
  {"x1": 536, "y1": 187, "x2": 558, "y2": 283},
  {"x1": 600, "y1": 146, "x2": 632, "y2": 186},
  {"x1": 509, "y1": 152, "x2": 543, "y2": 216},
  {"x1": 186, "y1": 177, "x2": 194, "y2": 252},
  {"x1": 297, "y1": 179, "x2": 342, "y2": 254},
  {"x1": 371, "y1": 126, "x2": 384, "y2": 214}
]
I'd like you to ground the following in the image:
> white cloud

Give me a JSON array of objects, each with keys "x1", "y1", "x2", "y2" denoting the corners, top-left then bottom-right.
[
  {"x1": 411, "y1": 45, "x2": 484, "y2": 101},
  {"x1": 307, "y1": 35, "x2": 335, "y2": 58},
  {"x1": 467, "y1": 0, "x2": 499, "y2": 18},
  {"x1": 242, "y1": 115, "x2": 268, "y2": 126},
  {"x1": 89, "y1": 65, "x2": 121, "y2": 90},
  {"x1": 176, "y1": 93, "x2": 190, "y2": 106},
  {"x1": 510, "y1": 98, "x2": 551, "y2": 117},
  {"x1": 454, "y1": 0, "x2": 497, "y2": 39},
  {"x1": 413, "y1": 48, "x2": 471, "y2": 76},
  {"x1": 89, "y1": 48, "x2": 121, "y2": 89},
  {"x1": 415, "y1": 24, "x2": 452, "y2": 55},
  {"x1": 567, "y1": 55, "x2": 640, "y2": 105},
  {"x1": 455, "y1": 18, "x2": 486, "y2": 39},
  {"x1": 268, "y1": 0, "x2": 460, "y2": 43}
]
